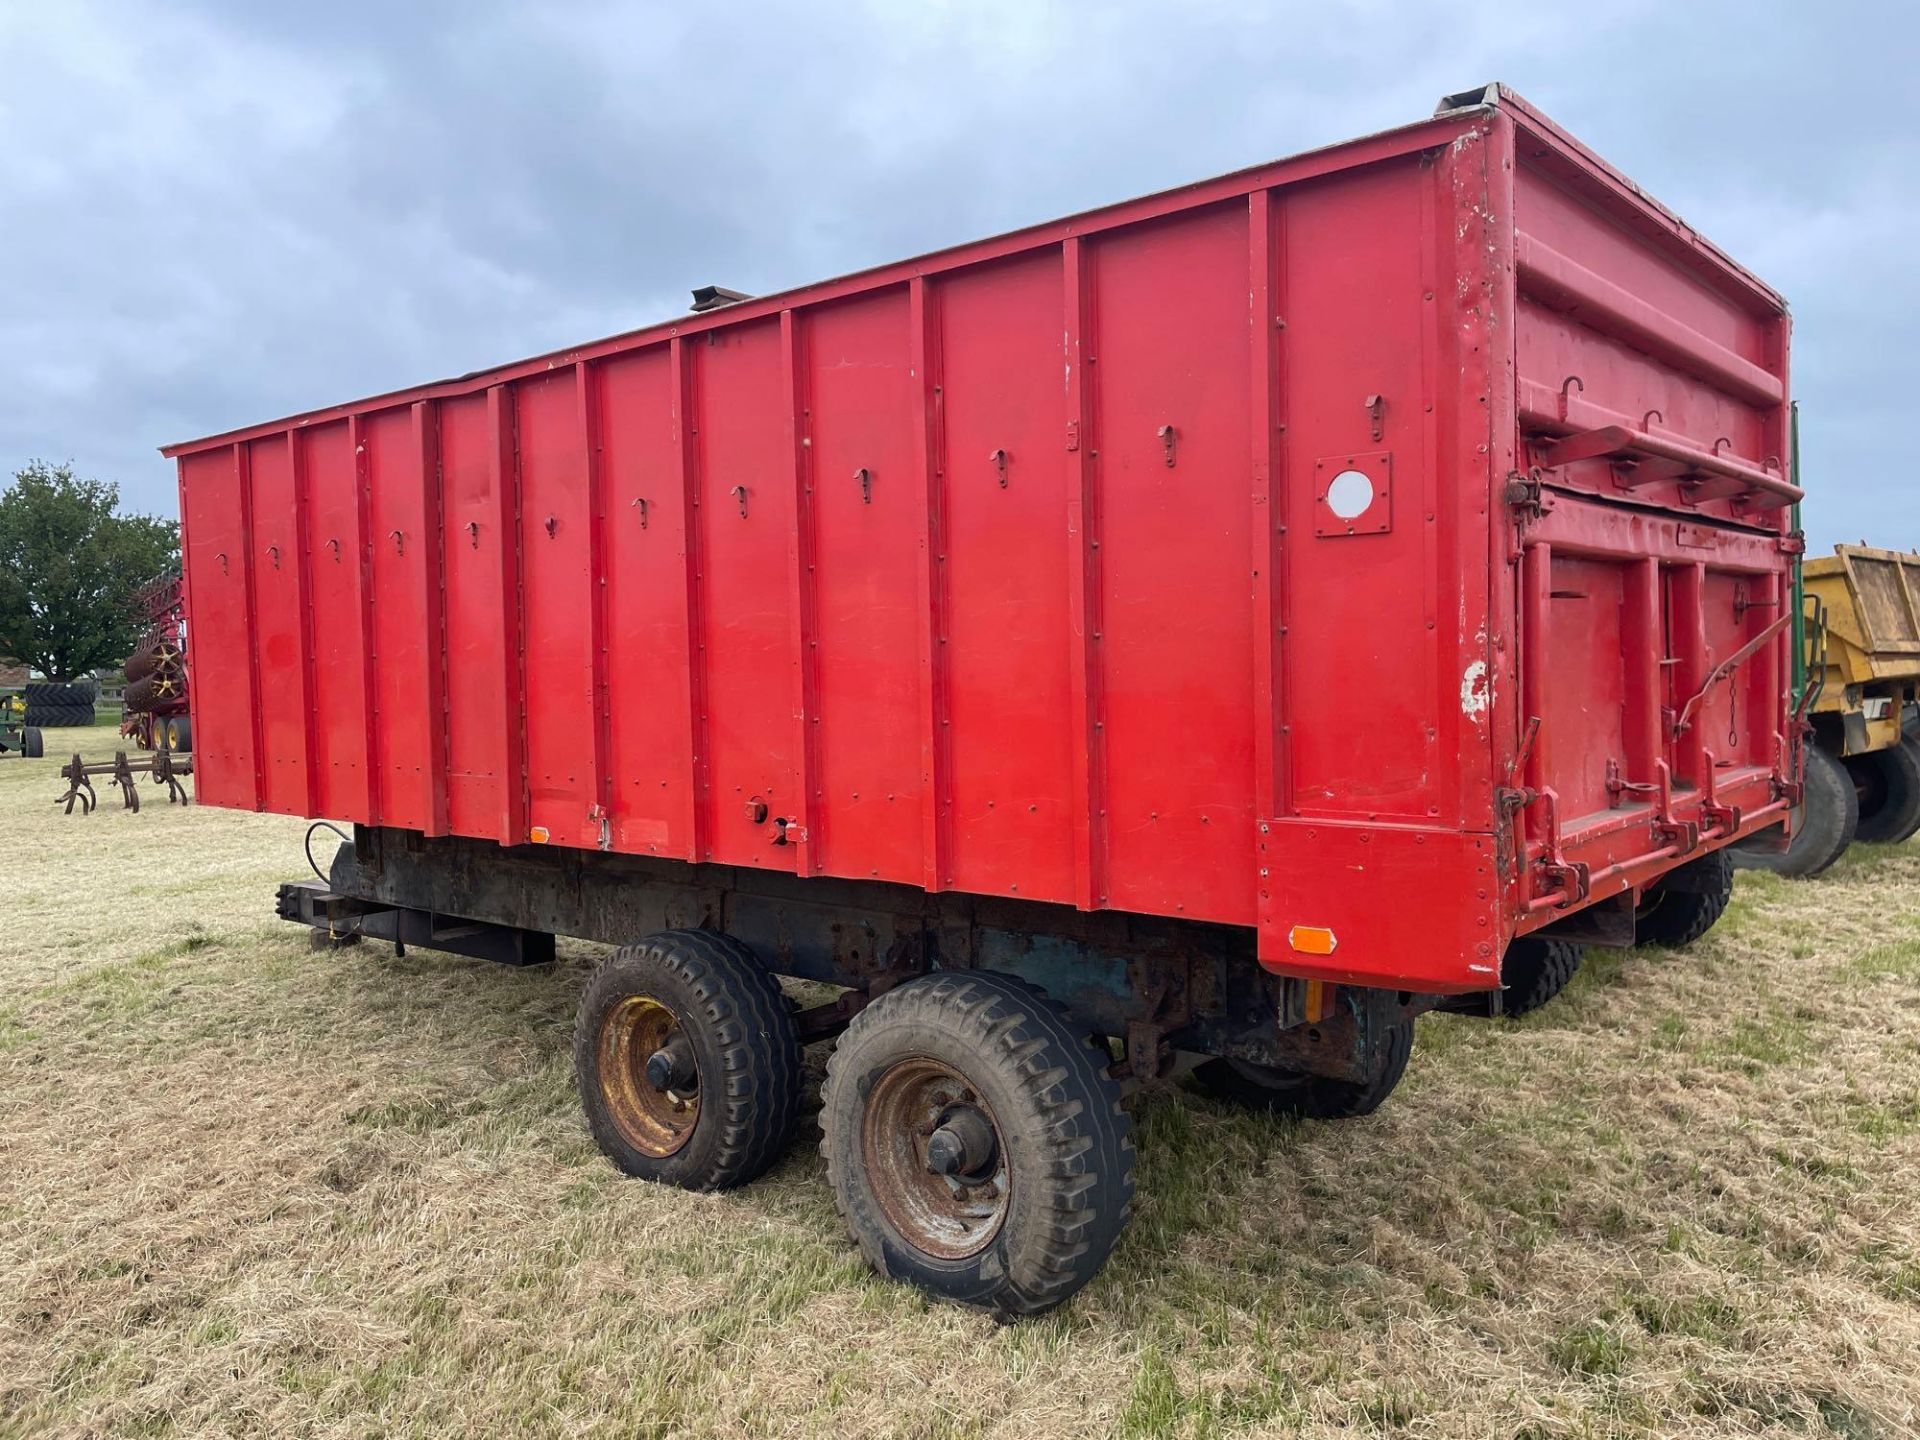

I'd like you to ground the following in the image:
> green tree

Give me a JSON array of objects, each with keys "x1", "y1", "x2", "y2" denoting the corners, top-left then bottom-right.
[{"x1": 0, "y1": 461, "x2": 179, "y2": 681}]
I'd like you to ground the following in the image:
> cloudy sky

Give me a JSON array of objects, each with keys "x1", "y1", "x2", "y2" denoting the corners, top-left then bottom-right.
[{"x1": 2, "y1": 1, "x2": 1913, "y2": 550}]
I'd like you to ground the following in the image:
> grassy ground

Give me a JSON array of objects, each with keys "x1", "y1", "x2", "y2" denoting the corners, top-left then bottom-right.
[{"x1": 2, "y1": 726, "x2": 1917, "y2": 1439}]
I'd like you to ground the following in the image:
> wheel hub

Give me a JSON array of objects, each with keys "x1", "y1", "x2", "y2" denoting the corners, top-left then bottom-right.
[
  {"x1": 644, "y1": 1034, "x2": 698, "y2": 1093},
  {"x1": 861, "y1": 1058, "x2": 1010, "y2": 1260},
  {"x1": 596, "y1": 994, "x2": 700, "y2": 1157},
  {"x1": 925, "y1": 1105, "x2": 997, "y2": 1178}
]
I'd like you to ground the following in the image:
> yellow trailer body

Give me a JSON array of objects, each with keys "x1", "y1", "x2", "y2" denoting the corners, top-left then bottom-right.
[{"x1": 1805, "y1": 545, "x2": 1920, "y2": 755}]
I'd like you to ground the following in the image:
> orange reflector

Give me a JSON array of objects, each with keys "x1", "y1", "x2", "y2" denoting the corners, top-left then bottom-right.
[
  {"x1": 529, "y1": 826, "x2": 550, "y2": 844},
  {"x1": 1287, "y1": 924, "x2": 1338, "y2": 956}
]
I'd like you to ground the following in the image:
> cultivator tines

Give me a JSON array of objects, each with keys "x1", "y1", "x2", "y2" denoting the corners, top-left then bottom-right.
[{"x1": 56, "y1": 749, "x2": 193, "y2": 814}]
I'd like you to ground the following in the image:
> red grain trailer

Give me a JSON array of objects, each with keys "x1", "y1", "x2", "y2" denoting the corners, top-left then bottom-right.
[{"x1": 165, "y1": 84, "x2": 1799, "y2": 1314}]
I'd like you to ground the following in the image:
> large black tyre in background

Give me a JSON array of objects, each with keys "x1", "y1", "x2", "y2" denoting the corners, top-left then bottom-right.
[
  {"x1": 819, "y1": 969, "x2": 1134, "y2": 1318},
  {"x1": 1732, "y1": 744, "x2": 1858, "y2": 878},
  {"x1": 22, "y1": 680, "x2": 95, "y2": 707},
  {"x1": 1191, "y1": 1018, "x2": 1413, "y2": 1118},
  {"x1": 574, "y1": 929, "x2": 802, "y2": 1191},
  {"x1": 1845, "y1": 734, "x2": 1920, "y2": 845},
  {"x1": 1633, "y1": 847, "x2": 1734, "y2": 948},
  {"x1": 22, "y1": 703, "x2": 95, "y2": 728}
]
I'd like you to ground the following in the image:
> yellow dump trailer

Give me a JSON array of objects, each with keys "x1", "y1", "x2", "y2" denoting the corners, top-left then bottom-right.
[
  {"x1": 1808, "y1": 546, "x2": 1920, "y2": 752},
  {"x1": 1739, "y1": 545, "x2": 1920, "y2": 876}
]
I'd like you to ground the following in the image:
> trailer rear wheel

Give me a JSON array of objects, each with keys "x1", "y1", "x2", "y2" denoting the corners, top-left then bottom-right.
[
  {"x1": 1192, "y1": 1018, "x2": 1413, "y2": 1119},
  {"x1": 819, "y1": 970, "x2": 1134, "y2": 1318},
  {"x1": 574, "y1": 929, "x2": 801, "y2": 1190},
  {"x1": 1633, "y1": 848, "x2": 1734, "y2": 948},
  {"x1": 1497, "y1": 937, "x2": 1583, "y2": 1016},
  {"x1": 1733, "y1": 745, "x2": 1857, "y2": 877},
  {"x1": 21, "y1": 726, "x2": 43, "y2": 759},
  {"x1": 1846, "y1": 735, "x2": 1920, "y2": 845}
]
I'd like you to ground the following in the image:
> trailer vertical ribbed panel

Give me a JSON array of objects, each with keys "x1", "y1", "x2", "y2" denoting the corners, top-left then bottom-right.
[{"x1": 168, "y1": 86, "x2": 1798, "y2": 995}]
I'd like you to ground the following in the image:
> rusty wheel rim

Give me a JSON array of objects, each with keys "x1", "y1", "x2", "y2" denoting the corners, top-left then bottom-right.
[
  {"x1": 861, "y1": 1057, "x2": 1009, "y2": 1261},
  {"x1": 597, "y1": 995, "x2": 699, "y2": 1157}
]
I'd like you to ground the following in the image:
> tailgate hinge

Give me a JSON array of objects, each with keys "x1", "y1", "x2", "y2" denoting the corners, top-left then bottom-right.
[{"x1": 1502, "y1": 468, "x2": 1549, "y2": 518}]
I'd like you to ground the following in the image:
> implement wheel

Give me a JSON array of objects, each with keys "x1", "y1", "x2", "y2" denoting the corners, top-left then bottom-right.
[
  {"x1": 1634, "y1": 848, "x2": 1734, "y2": 948},
  {"x1": 1192, "y1": 1018, "x2": 1413, "y2": 1118},
  {"x1": 21, "y1": 726, "x2": 43, "y2": 759},
  {"x1": 1846, "y1": 735, "x2": 1920, "y2": 845},
  {"x1": 574, "y1": 930, "x2": 801, "y2": 1190},
  {"x1": 819, "y1": 970, "x2": 1134, "y2": 1318},
  {"x1": 1734, "y1": 745, "x2": 1857, "y2": 877}
]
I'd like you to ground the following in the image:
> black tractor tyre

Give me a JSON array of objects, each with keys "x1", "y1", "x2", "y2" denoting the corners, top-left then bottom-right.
[
  {"x1": 1734, "y1": 744, "x2": 1858, "y2": 877},
  {"x1": 167, "y1": 715, "x2": 193, "y2": 753},
  {"x1": 819, "y1": 969, "x2": 1135, "y2": 1319},
  {"x1": 1633, "y1": 848, "x2": 1734, "y2": 948},
  {"x1": 23, "y1": 704, "x2": 93, "y2": 728},
  {"x1": 21, "y1": 726, "x2": 43, "y2": 759},
  {"x1": 1192, "y1": 1017, "x2": 1414, "y2": 1119},
  {"x1": 1846, "y1": 735, "x2": 1920, "y2": 845},
  {"x1": 1497, "y1": 936, "x2": 1584, "y2": 1016},
  {"x1": 574, "y1": 929, "x2": 802, "y2": 1191},
  {"x1": 22, "y1": 681, "x2": 95, "y2": 707}
]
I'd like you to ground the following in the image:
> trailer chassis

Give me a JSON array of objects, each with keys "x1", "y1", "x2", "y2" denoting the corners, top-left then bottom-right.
[{"x1": 281, "y1": 826, "x2": 1431, "y2": 1086}]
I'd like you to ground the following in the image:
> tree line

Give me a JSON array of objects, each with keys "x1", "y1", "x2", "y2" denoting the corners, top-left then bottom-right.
[{"x1": 0, "y1": 461, "x2": 179, "y2": 683}]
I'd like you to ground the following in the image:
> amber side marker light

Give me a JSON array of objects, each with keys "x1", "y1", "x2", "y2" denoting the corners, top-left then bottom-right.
[
  {"x1": 529, "y1": 827, "x2": 551, "y2": 844},
  {"x1": 1287, "y1": 925, "x2": 1338, "y2": 956}
]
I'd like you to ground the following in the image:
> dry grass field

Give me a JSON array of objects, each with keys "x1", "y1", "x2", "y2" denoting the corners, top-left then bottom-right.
[{"x1": 3, "y1": 725, "x2": 1918, "y2": 1439}]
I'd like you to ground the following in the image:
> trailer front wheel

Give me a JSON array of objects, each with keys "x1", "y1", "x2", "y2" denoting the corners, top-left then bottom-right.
[
  {"x1": 1633, "y1": 848, "x2": 1734, "y2": 948},
  {"x1": 574, "y1": 930, "x2": 801, "y2": 1190},
  {"x1": 1192, "y1": 1018, "x2": 1413, "y2": 1118},
  {"x1": 819, "y1": 970, "x2": 1134, "y2": 1318}
]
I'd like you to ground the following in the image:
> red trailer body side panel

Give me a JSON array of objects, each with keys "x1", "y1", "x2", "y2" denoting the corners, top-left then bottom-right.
[
  {"x1": 804, "y1": 287, "x2": 926, "y2": 886},
  {"x1": 246, "y1": 435, "x2": 313, "y2": 816},
  {"x1": 439, "y1": 392, "x2": 515, "y2": 842},
  {"x1": 167, "y1": 89, "x2": 1796, "y2": 994},
  {"x1": 365, "y1": 407, "x2": 442, "y2": 835},
  {"x1": 935, "y1": 253, "x2": 1076, "y2": 905},
  {"x1": 516, "y1": 369, "x2": 597, "y2": 848},
  {"x1": 299, "y1": 422, "x2": 374, "y2": 822},
  {"x1": 1090, "y1": 204, "x2": 1257, "y2": 918},
  {"x1": 600, "y1": 349, "x2": 699, "y2": 859},
  {"x1": 179, "y1": 448, "x2": 258, "y2": 812},
  {"x1": 690, "y1": 319, "x2": 802, "y2": 872}
]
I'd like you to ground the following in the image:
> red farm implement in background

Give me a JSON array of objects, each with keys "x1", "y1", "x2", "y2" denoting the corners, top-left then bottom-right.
[
  {"x1": 47, "y1": 569, "x2": 197, "y2": 815},
  {"x1": 163, "y1": 83, "x2": 1798, "y2": 1314},
  {"x1": 120, "y1": 571, "x2": 192, "y2": 755}
]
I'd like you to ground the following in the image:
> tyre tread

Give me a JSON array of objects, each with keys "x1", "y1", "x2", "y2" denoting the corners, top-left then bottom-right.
[
  {"x1": 819, "y1": 969, "x2": 1134, "y2": 1318},
  {"x1": 1634, "y1": 849, "x2": 1733, "y2": 948},
  {"x1": 1500, "y1": 937, "x2": 1583, "y2": 1016},
  {"x1": 573, "y1": 928, "x2": 801, "y2": 1191}
]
